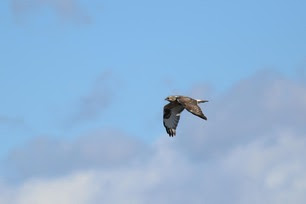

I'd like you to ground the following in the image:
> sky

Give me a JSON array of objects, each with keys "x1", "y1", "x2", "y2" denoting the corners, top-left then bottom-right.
[{"x1": 1, "y1": 0, "x2": 306, "y2": 203}]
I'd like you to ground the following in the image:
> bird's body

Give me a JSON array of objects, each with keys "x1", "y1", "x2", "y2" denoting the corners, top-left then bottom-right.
[{"x1": 163, "y1": 95, "x2": 208, "y2": 137}]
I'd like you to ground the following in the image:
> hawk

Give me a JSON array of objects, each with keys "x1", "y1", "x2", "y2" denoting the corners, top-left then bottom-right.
[{"x1": 163, "y1": 95, "x2": 208, "y2": 137}]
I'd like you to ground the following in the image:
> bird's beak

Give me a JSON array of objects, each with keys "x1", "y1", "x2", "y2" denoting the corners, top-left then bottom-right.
[{"x1": 164, "y1": 97, "x2": 168, "y2": 101}]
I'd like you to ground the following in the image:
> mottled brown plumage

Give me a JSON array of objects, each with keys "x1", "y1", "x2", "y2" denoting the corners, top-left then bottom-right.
[{"x1": 163, "y1": 95, "x2": 208, "y2": 137}]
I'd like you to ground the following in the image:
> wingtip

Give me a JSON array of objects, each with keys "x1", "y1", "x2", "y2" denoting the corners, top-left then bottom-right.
[{"x1": 166, "y1": 128, "x2": 176, "y2": 137}]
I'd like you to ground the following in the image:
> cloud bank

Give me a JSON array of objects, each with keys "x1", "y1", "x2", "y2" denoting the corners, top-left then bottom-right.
[{"x1": 1, "y1": 71, "x2": 306, "y2": 204}]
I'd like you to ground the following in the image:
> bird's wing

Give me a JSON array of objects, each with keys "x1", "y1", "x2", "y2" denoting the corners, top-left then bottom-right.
[
  {"x1": 177, "y1": 97, "x2": 207, "y2": 120},
  {"x1": 163, "y1": 102, "x2": 185, "y2": 137}
]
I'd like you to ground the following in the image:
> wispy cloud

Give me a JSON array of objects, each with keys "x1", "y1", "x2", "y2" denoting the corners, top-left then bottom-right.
[
  {"x1": 1, "y1": 71, "x2": 306, "y2": 204},
  {"x1": 0, "y1": 116, "x2": 25, "y2": 127},
  {"x1": 66, "y1": 71, "x2": 119, "y2": 126},
  {"x1": 0, "y1": 115, "x2": 34, "y2": 134},
  {"x1": 11, "y1": 0, "x2": 91, "y2": 24}
]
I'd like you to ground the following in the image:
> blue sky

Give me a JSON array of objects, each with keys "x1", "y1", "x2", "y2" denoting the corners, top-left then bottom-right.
[{"x1": 1, "y1": 0, "x2": 306, "y2": 203}]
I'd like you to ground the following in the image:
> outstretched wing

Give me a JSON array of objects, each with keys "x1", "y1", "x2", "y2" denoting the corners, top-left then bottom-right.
[
  {"x1": 163, "y1": 102, "x2": 185, "y2": 137},
  {"x1": 184, "y1": 104, "x2": 207, "y2": 120},
  {"x1": 177, "y1": 97, "x2": 207, "y2": 120}
]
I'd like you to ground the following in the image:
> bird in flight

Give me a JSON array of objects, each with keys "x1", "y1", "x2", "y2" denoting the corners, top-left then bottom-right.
[{"x1": 163, "y1": 95, "x2": 208, "y2": 137}]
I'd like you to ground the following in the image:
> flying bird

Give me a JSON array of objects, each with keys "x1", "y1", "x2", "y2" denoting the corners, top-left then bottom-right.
[{"x1": 163, "y1": 95, "x2": 208, "y2": 137}]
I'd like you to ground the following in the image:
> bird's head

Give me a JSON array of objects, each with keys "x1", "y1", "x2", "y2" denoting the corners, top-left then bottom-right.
[{"x1": 165, "y1": 95, "x2": 177, "y2": 102}]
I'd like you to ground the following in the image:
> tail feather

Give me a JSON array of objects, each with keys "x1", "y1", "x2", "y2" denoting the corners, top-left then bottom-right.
[{"x1": 197, "y1": 99, "x2": 209, "y2": 103}]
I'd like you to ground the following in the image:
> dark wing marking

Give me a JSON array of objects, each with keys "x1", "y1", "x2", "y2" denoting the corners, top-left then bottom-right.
[
  {"x1": 163, "y1": 102, "x2": 185, "y2": 137},
  {"x1": 177, "y1": 97, "x2": 207, "y2": 120}
]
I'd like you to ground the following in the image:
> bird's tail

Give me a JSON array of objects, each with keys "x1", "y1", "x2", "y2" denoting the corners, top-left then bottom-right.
[{"x1": 197, "y1": 99, "x2": 209, "y2": 103}]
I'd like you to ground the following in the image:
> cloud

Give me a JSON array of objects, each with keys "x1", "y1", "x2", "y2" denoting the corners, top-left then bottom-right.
[
  {"x1": 0, "y1": 116, "x2": 25, "y2": 127},
  {"x1": 176, "y1": 70, "x2": 306, "y2": 159},
  {"x1": 0, "y1": 171, "x2": 100, "y2": 204},
  {"x1": 1, "y1": 133, "x2": 306, "y2": 204},
  {"x1": 11, "y1": 0, "x2": 91, "y2": 24},
  {"x1": 66, "y1": 71, "x2": 119, "y2": 126},
  {"x1": 1, "y1": 70, "x2": 306, "y2": 203},
  {"x1": 0, "y1": 115, "x2": 34, "y2": 133},
  {"x1": 4, "y1": 129, "x2": 146, "y2": 180}
]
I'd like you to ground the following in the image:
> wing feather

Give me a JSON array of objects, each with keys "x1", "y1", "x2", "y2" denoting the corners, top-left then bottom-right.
[
  {"x1": 184, "y1": 104, "x2": 207, "y2": 120},
  {"x1": 163, "y1": 102, "x2": 184, "y2": 137},
  {"x1": 177, "y1": 96, "x2": 207, "y2": 120}
]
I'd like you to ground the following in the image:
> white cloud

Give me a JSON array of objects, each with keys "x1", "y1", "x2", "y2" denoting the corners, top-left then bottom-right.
[
  {"x1": 1, "y1": 71, "x2": 306, "y2": 204},
  {"x1": 2, "y1": 131, "x2": 306, "y2": 204},
  {"x1": 0, "y1": 171, "x2": 100, "y2": 204}
]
